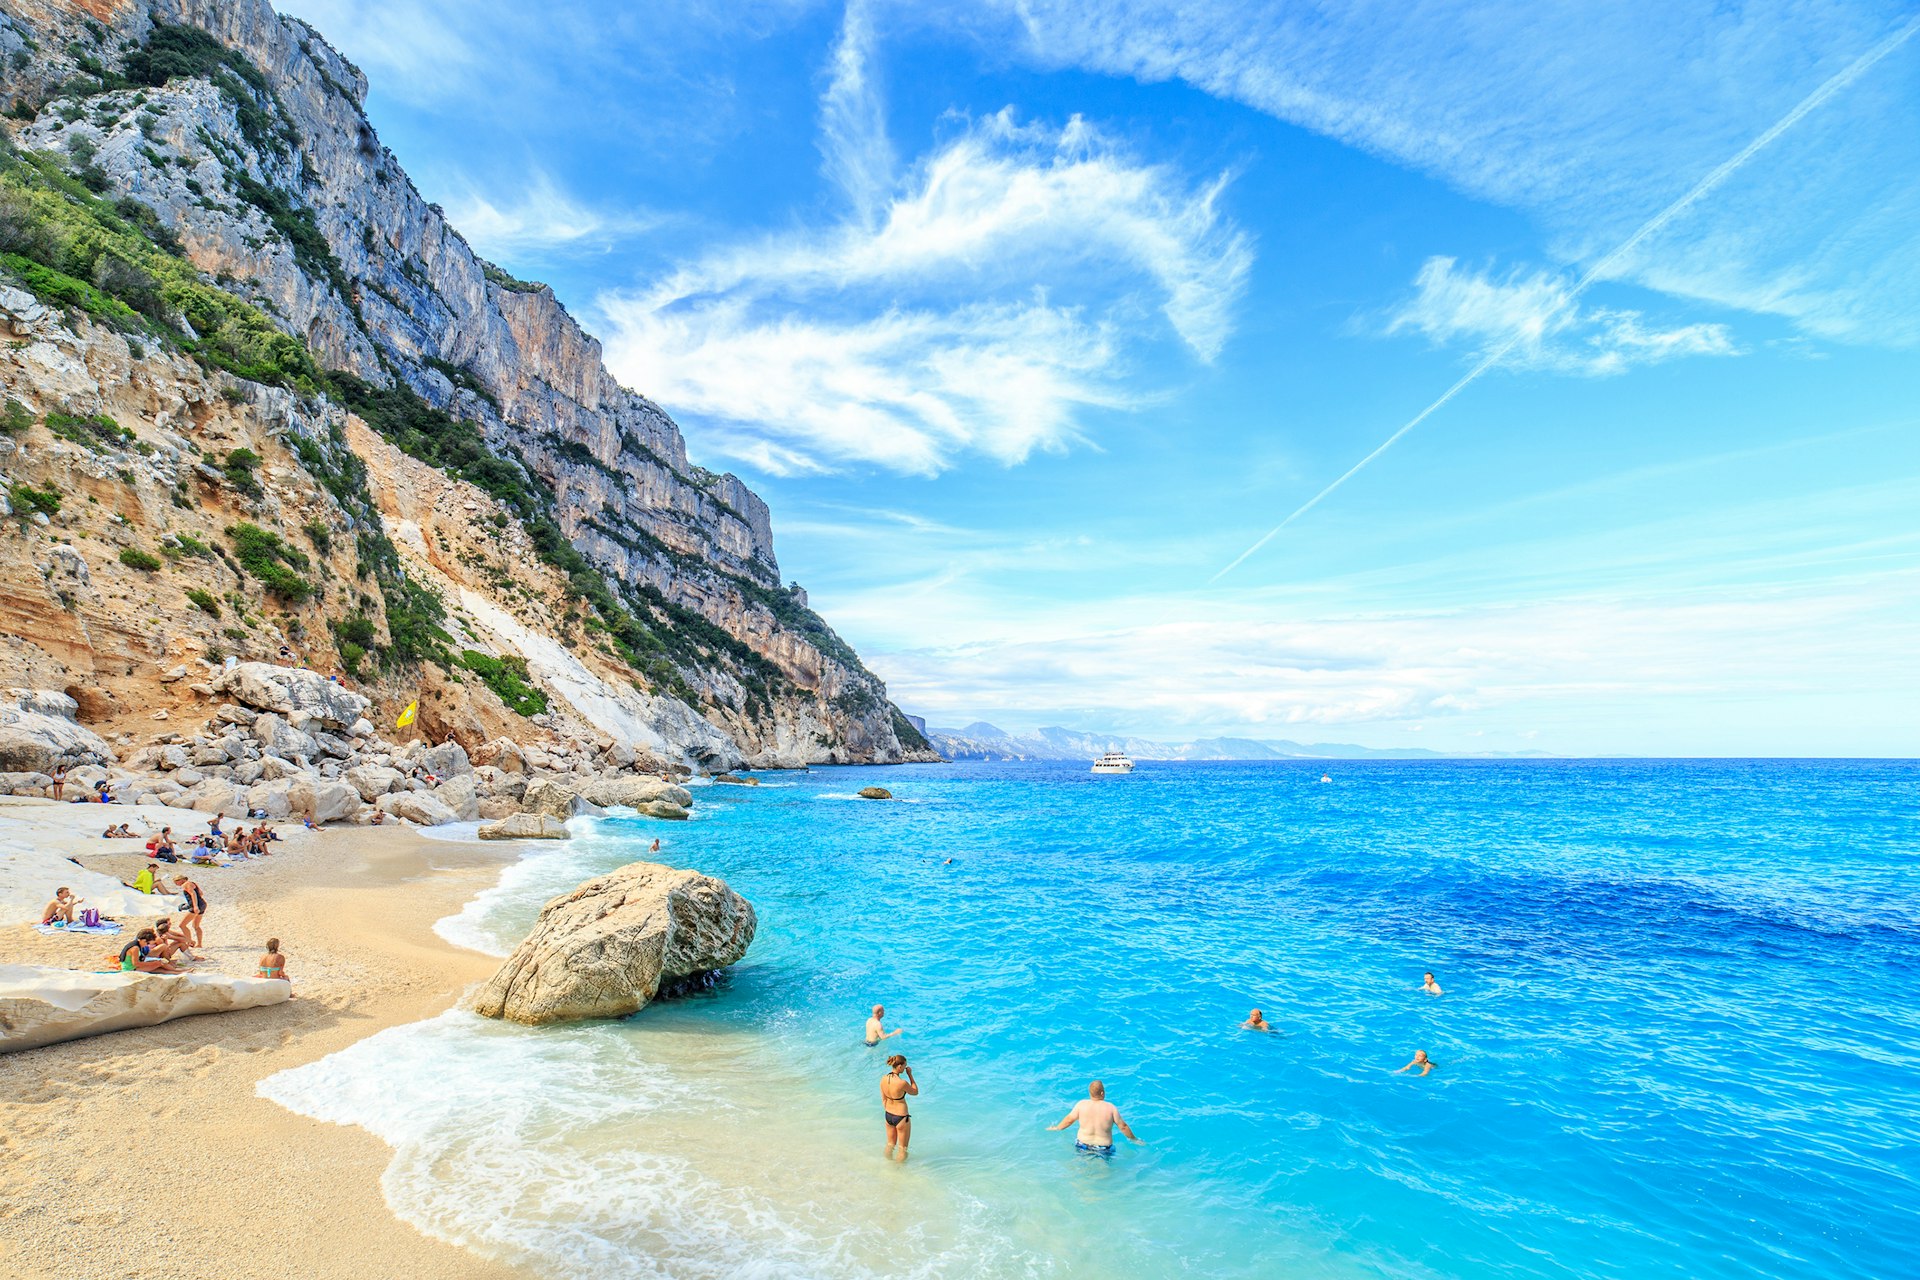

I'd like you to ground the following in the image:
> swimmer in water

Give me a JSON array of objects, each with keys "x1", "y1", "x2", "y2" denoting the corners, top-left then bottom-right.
[
  {"x1": 1047, "y1": 1080, "x2": 1140, "y2": 1157},
  {"x1": 1397, "y1": 1050, "x2": 1436, "y2": 1076},
  {"x1": 1423, "y1": 971, "x2": 1444, "y2": 995},
  {"x1": 865, "y1": 1004, "x2": 903, "y2": 1045},
  {"x1": 1241, "y1": 1008, "x2": 1274, "y2": 1032}
]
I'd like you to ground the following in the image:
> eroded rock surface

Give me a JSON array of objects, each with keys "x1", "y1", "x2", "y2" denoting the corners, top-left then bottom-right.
[
  {"x1": 0, "y1": 964, "x2": 290, "y2": 1054},
  {"x1": 472, "y1": 861, "x2": 755, "y2": 1025}
]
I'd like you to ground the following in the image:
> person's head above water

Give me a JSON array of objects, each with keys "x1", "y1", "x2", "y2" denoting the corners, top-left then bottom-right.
[
  {"x1": 1424, "y1": 972, "x2": 1435, "y2": 982},
  {"x1": 872, "y1": 1004, "x2": 884, "y2": 1017},
  {"x1": 1249, "y1": 1008, "x2": 1264, "y2": 1020},
  {"x1": 1088, "y1": 1079, "x2": 1106, "y2": 1099},
  {"x1": 1412, "y1": 1050, "x2": 1431, "y2": 1064}
]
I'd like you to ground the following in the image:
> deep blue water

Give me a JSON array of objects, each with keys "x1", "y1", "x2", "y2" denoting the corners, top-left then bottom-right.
[{"x1": 267, "y1": 759, "x2": 1920, "y2": 1278}]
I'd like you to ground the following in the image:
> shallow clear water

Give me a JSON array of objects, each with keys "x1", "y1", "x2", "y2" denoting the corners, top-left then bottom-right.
[{"x1": 262, "y1": 759, "x2": 1920, "y2": 1278}]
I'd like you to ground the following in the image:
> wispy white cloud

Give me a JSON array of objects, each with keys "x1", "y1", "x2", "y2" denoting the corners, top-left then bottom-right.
[
  {"x1": 957, "y1": 0, "x2": 1920, "y2": 344},
  {"x1": 599, "y1": 103, "x2": 1250, "y2": 474},
  {"x1": 440, "y1": 173, "x2": 658, "y2": 261},
  {"x1": 818, "y1": 0, "x2": 895, "y2": 226},
  {"x1": 1386, "y1": 256, "x2": 1740, "y2": 375}
]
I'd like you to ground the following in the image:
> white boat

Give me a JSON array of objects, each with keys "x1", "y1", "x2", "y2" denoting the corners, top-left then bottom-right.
[{"x1": 1091, "y1": 751, "x2": 1135, "y2": 774}]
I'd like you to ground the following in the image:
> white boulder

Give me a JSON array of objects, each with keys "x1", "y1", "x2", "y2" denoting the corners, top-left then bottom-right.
[{"x1": 0, "y1": 965, "x2": 290, "y2": 1054}]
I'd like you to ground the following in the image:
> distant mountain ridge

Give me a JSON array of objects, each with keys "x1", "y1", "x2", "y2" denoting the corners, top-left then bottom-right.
[{"x1": 928, "y1": 723, "x2": 1550, "y2": 761}]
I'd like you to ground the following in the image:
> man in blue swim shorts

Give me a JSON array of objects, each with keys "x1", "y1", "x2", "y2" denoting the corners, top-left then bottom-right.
[{"x1": 1047, "y1": 1079, "x2": 1140, "y2": 1156}]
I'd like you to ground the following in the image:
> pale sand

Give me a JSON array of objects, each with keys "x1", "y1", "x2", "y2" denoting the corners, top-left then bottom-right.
[{"x1": 0, "y1": 797, "x2": 531, "y2": 1279}]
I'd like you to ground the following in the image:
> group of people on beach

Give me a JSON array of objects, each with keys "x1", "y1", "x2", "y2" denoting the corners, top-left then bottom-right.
[{"x1": 862, "y1": 971, "x2": 1449, "y2": 1160}]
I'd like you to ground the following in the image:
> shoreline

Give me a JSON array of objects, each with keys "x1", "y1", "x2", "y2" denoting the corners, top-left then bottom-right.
[{"x1": 0, "y1": 797, "x2": 531, "y2": 1280}]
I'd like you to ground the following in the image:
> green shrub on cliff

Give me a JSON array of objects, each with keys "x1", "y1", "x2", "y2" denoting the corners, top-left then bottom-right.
[
  {"x1": 8, "y1": 482, "x2": 60, "y2": 517},
  {"x1": 184, "y1": 587, "x2": 219, "y2": 617},
  {"x1": 458, "y1": 649, "x2": 548, "y2": 717},
  {"x1": 226, "y1": 521, "x2": 312, "y2": 602},
  {"x1": 117, "y1": 546, "x2": 161, "y2": 572}
]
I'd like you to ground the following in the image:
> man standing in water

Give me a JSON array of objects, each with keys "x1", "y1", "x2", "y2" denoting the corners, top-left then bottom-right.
[
  {"x1": 1423, "y1": 972, "x2": 1444, "y2": 995},
  {"x1": 1047, "y1": 1080, "x2": 1141, "y2": 1157},
  {"x1": 881, "y1": 1054, "x2": 918, "y2": 1160},
  {"x1": 865, "y1": 1004, "x2": 903, "y2": 1045}
]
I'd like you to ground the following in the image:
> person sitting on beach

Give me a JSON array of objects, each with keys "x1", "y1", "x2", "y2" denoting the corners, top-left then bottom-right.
[
  {"x1": 369, "y1": 809, "x2": 385, "y2": 826},
  {"x1": 176, "y1": 875, "x2": 208, "y2": 948},
  {"x1": 1242, "y1": 1008, "x2": 1274, "y2": 1032},
  {"x1": 41, "y1": 887, "x2": 82, "y2": 925},
  {"x1": 302, "y1": 815, "x2": 318, "y2": 831},
  {"x1": 147, "y1": 826, "x2": 178, "y2": 861},
  {"x1": 94, "y1": 779, "x2": 116, "y2": 803},
  {"x1": 881, "y1": 1054, "x2": 919, "y2": 1161},
  {"x1": 865, "y1": 1004, "x2": 903, "y2": 1046},
  {"x1": 1397, "y1": 1050, "x2": 1437, "y2": 1076},
  {"x1": 115, "y1": 929, "x2": 183, "y2": 974},
  {"x1": 148, "y1": 917, "x2": 201, "y2": 963},
  {"x1": 263, "y1": 824, "x2": 281, "y2": 842},
  {"x1": 1422, "y1": 972, "x2": 1444, "y2": 996},
  {"x1": 258, "y1": 937, "x2": 292, "y2": 988},
  {"x1": 130, "y1": 862, "x2": 175, "y2": 898},
  {"x1": 1047, "y1": 1080, "x2": 1141, "y2": 1157}
]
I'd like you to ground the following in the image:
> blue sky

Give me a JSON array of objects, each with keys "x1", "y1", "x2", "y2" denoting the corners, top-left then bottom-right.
[{"x1": 277, "y1": 0, "x2": 1920, "y2": 755}]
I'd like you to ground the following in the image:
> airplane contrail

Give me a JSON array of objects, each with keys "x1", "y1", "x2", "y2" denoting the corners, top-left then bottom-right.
[{"x1": 1212, "y1": 12, "x2": 1920, "y2": 583}]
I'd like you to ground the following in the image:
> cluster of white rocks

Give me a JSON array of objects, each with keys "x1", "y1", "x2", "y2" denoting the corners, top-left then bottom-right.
[{"x1": 0, "y1": 663, "x2": 695, "y2": 831}]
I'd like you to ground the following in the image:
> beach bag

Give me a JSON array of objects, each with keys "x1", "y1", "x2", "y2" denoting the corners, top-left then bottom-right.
[{"x1": 81, "y1": 908, "x2": 101, "y2": 927}]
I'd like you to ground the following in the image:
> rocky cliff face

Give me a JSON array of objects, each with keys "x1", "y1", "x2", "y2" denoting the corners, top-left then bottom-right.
[{"x1": 0, "y1": 0, "x2": 937, "y2": 766}]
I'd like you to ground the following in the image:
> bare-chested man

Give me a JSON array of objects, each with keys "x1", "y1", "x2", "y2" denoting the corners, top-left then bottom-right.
[
  {"x1": 864, "y1": 1004, "x2": 902, "y2": 1045},
  {"x1": 1047, "y1": 1080, "x2": 1140, "y2": 1157},
  {"x1": 1422, "y1": 972, "x2": 1444, "y2": 995},
  {"x1": 1241, "y1": 1008, "x2": 1274, "y2": 1032},
  {"x1": 881, "y1": 1054, "x2": 918, "y2": 1160}
]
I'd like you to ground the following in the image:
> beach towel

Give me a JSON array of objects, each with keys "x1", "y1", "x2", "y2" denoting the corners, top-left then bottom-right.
[{"x1": 36, "y1": 921, "x2": 123, "y2": 935}]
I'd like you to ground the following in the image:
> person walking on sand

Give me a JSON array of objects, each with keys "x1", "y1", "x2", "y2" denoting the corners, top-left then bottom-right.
[
  {"x1": 881, "y1": 1054, "x2": 918, "y2": 1160},
  {"x1": 176, "y1": 874, "x2": 207, "y2": 948},
  {"x1": 1397, "y1": 1050, "x2": 1437, "y2": 1076},
  {"x1": 865, "y1": 1004, "x2": 903, "y2": 1045},
  {"x1": 1048, "y1": 1080, "x2": 1141, "y2": 1157},
  {"x1": 1423, "y1": 972, "x2": 1444, "y2": 995}
]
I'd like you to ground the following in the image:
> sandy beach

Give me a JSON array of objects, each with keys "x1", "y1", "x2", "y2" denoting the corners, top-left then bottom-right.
[{"x1": 0, "y1": 797, "x2": 530, "y2": 1280}]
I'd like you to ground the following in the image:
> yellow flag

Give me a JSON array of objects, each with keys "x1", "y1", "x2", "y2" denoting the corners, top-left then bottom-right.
[{"x1": 396, "y1": 699, "x2": 418, "y2": 729}]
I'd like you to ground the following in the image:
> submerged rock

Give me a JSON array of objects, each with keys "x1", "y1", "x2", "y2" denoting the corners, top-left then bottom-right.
[
  {"x1": 472, "y1": 861, "x2": 755, "y2": 1025},
  {"x1": 477, "y1": 812, "x2": 570, "y2": 840},
  {"x1": 858, "y1": 786, "x2": 893, "y2": 800}
]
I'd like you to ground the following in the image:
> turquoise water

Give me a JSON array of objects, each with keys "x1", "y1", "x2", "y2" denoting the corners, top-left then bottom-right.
[{"x1": 264, "y1": 760, "x2": 1920, "y2": 1278}]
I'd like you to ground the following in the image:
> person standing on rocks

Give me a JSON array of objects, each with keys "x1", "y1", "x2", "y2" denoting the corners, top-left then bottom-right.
[
  {"x1": 1047, "y1": 1080, "x2": 1141, "y2": 1158},
  {"x1": 881, "y1": 1054, "x2": 918, "y2": 1161},
  {"x1": 49, "y1": 761, "x2": 67, "y2": 802}
]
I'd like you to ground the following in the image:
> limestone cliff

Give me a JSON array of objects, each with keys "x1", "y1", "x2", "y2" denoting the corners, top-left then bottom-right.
[{"x1": 0, "y1": 0, "x2": 937, "y2": 766}]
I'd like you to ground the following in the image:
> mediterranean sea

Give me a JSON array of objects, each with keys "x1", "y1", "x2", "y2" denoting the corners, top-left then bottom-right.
[{"x1": 261, "y1": 758, "x2": 1920, "y2": 1278}]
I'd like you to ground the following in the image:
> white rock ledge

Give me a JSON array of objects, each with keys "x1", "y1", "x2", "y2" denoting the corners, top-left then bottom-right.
[{"x1": 0, "y1": 963, "x2": 291, "y2": 1054}]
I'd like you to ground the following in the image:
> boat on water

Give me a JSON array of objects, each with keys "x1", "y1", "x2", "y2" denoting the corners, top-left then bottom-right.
[{"x1": 1091, "y1": 751, "x2": 1135, "y2": 774}]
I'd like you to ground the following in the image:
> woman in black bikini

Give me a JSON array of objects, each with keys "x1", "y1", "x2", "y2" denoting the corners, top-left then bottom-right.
[
  {"x1": 881, "y1": 1054, "x2": 919, "y2": 1161},
  {"x1": 177, "y1": 875, "x2": 207, "y2": 948}
]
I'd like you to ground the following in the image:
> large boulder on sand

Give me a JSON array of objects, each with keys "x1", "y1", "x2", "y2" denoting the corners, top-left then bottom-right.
[
  {"x1": 0, "y1": 689, "x2": 116, "y2": 772},
  {"x1": 433, "y1": 774, "x2": 481, "y2": 821},
  {"x1": 520, "y1": 778, "x2": 601, "y2": 821},
  {"x1": 575, "y1": 776, "x2": 694, "y2": 810},
  {"x1": 0, "y1": 964, "x2": 290, "y2": 1054},
  {"x1": 471, "y1": 861, "x2": 755, "y2": 1025},
  {"x1": 379, "y1": 790, "x2": 458, "y2": 826},
  {"x1": 420, "y1": 740, "x2": 473, "y2": 779},
  {"x1": 477, "y1": 812, "x2": 570, "y2": 840},
  {"x1": 211, "y1": 663, "x2": 369, "y2": 731},
  {"x1": 345, "y1": 763, "x2": 404, "y2": 801},
  {"x1": 288, "y1": 778, "x2": 361, "y2": 824}
]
